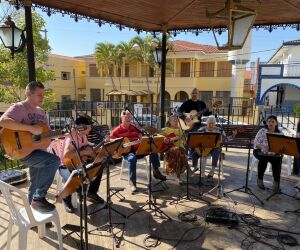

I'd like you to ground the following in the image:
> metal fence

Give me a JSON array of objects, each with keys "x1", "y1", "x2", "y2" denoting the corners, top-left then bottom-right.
[{"x1": 1, "y1": 98, "x2": 299, "y2": 171}]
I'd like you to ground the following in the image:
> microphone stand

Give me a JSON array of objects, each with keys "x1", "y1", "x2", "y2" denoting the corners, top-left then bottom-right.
[
  {"x1": 67, "y1": 126, "x2": 90, "y2": 250},
  {"x1": 125, "y1": 107, "x2": 171, "y2": 220}
]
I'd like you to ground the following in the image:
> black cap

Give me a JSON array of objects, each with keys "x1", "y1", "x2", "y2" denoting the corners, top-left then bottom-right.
[{"x1": 75, "y1": 116, "x2": 92, "y2": 125}]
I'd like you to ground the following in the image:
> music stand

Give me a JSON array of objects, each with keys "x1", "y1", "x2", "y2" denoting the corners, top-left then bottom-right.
[
  {"x1": 56, "y1": 160, "x2": 105, "y2": 250},
  {"x1": 186, "y1": 132, "x2": 221, "y2": 203},
  {"x1": 266, "y1": 133, "x2": 300, "y2": 201},
  {"x1": 127, "y1": 135, "x2": 171, "y2": 220},
  {"x1": 87, "y1": 138, "x2": 126, "y2": 247},
  {"x1": 225, "y1": 137, "x2": 264, "y2": 205}
]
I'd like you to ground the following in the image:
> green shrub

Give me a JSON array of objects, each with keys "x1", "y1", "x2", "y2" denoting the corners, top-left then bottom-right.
[{"x1": 293, "y1": 103, "x2": 300, "y2": 117}]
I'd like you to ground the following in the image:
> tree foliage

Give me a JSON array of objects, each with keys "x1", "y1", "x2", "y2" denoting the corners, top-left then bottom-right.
[{"x1": 0, "y1": 10, "x2": 55, "y2": 110}]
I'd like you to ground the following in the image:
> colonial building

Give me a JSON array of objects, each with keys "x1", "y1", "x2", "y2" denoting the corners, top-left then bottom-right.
[
  {"x1": 257, "y1": 39, "x2": 300, "y2": 110},
  {"x1": 1, "y1": 40, "x2": 255, "y2": 113}
]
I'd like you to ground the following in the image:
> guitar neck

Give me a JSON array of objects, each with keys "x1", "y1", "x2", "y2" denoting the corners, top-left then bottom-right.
[
  {"x1": 123, "y1": 140, "x2": 140, "y2": 148},
  {"x1": 40, "y1": 129, "x2": 63, "y2": 139}
]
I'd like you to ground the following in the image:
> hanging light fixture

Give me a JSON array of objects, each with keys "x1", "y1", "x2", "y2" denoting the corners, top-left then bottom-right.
[
  {"x1": 0, "y1": 16, "x2": 26, "y2": 57},
  {"x1": 207, "y1": 0, "x2": 256, "y2": 50},
  {"x1": 153, "y1": 45, "x2": 163, "y2": 67}
]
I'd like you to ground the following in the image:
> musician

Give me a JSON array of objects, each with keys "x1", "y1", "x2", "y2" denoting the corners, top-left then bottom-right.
[
  {"x1": 109, "y1": 110, "x2": 166, "y2": 194},
  {"x1": 253, "y1": 115, "x2": 283, "y2": 191},
  {"x1": 177, "y1": 88, "x2": 211, "y2": 169},
  {"x1": 161, "y1": 115, "x2": 189, "y2": 185},
  {"x1": 0, "y1": 81, "x2": 60, "y2": 213},
  {"x1": 195, "y1": 115, "x2": 236, "y2": 178},
  {"x1": 49, "y1": 116, "x2": 104, "y2": 213}
]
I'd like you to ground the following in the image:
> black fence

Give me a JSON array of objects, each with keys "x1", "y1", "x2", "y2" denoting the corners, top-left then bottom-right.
[{"x1": 1, "y1": 98, "x2": 298, "y2": 172}]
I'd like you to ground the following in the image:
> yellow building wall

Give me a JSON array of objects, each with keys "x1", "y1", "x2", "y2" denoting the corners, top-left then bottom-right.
[{"x1": 47, "y1": 55, "x2": 86, "y2": 102}]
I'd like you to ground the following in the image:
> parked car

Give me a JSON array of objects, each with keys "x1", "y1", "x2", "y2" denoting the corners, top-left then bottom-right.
[
  {"x1": 202, "y1": 115, "x2": 248, "y2": 125},
  {"x1": 136, "y1": 114, "x2": 158, "y2": 127},
  {"x1": 49, "y1": 118, "x2": 71, "y2": 130}
]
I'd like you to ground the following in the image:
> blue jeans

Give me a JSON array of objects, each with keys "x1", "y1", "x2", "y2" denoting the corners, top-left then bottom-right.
[
  {"x1": 123, "y1": 153, "x2": 160, "y2": 185},
  {"x1": 21, "y1": 150, "x2": 60, "y2": 203}
]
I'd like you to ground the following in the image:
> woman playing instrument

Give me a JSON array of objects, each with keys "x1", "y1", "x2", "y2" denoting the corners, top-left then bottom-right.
[
  {"x1": 160, "y1": 115, "x2": 189, "y2": 184},
  {"x1": 49, "y1": 116, "x2": 104, "y2": 213},
  {"x1": 253, "y1": 115, "x2": 283, "y2": 191}
]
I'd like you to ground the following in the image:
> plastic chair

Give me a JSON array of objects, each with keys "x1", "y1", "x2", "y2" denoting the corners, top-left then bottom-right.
[
  {"x1": 0, "y1": 180, "x2": 63, "y2": 250},
  {"x1": 54, "y1": 170, "x2": 78, "y2": 208},
  {"x1": 119, "y1": 156, "x2": 150, "y2": 181}
]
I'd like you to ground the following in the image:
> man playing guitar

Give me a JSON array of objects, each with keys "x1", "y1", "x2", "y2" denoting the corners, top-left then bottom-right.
[
  {"x1": 49, "y1": 116, "x2": 104, "y2": 213},
  {"x1": 0, "y1": 81, "x2": 60, "y2": 213},
  {"x1": 109, "y1": 110, "x2": 166, "y2": 194},
  {"x1": 177, "y1": 88, "x2": 211, "y2": 169}
]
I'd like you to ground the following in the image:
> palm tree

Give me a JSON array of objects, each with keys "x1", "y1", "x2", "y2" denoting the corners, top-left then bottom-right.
[
  {"x1": 95, "y1": 42, "x2": 117, "y2": 90},
  {"x1": 130, "y1": 35, "x2": 156, "y2": 97},
  {"x1": 118, "y1": 41, "x2": 134, "y2": 90}
]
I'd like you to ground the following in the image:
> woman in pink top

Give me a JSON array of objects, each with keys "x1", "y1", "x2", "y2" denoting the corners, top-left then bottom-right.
[{"x1": 50, "y1": 116, "x2": 104, "y2": 213}]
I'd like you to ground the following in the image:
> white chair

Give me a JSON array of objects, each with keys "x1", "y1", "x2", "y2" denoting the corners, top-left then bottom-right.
[
  {"x1": 0, "y1": 180, "x2": 63, "y2": 250},
  {"x1": 199, "y1": 153, "x2": 224, "y2": 177},
  {"x1": 54, "y1": 170, "x2": 78, "y2": 208},
  {"x1": 248, "y1": 155, "x2": 292, "y2": 181}
]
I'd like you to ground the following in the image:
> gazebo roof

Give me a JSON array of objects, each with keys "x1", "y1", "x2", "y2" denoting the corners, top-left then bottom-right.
[{"x1": 28, "y1": 0, "x2": 300, "y2": 32}]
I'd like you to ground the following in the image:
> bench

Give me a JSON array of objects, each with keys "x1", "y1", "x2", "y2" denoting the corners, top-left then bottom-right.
[
  {"x1": 222, "y1": 124, "x2": 264, "y2": 149},
  {"x1": 87, "y1": 124, "x2": 110, "y2": 145}
]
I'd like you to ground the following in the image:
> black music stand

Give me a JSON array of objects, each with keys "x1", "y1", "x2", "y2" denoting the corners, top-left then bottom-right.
[
  {"x1": 127, "y1": 135, "x2": 171, "y2": 220},
  {"x1": 56, "y1": 159, "x2": 106, "y2": 250},
  {"x1": 88, "y1": 138, "x2": 126, "y2": 248},
  {"x1": 225, "y1": 137, "x2": 264, "y2": 205},
  {"x1": 265, "y1": 134, "x2": 300, "y2": 201},
  {"x1": 186, "y1": 132, "x2": 221, "y2": 203}
]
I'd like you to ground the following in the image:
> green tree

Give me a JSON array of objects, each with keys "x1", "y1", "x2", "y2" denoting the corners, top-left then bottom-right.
[
  {"x1": 95, "y1": 42, "x2": 117, "y2": 90},
  {"x1": 0, "y1": 11, "x2": 55, "y2": 110},
  {"x1": 118, "y1": 41, "x2": 134, "y2": 90}
]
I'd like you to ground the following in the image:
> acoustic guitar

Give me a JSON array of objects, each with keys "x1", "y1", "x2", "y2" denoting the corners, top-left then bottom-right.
[
  {"x1": 160, "y1": 133, "x2": 181, "y2": 152},
  {"x1": 64, "y1": 145, "x2": 95, "y2": 170},
  {"x1": 112, "y1": 137, "x2": 141, "y2": 159},
  {"x1": 179, "y1": 108, "x2": 208, "y2": 131},
  {"x1": 0, "y1": 122, "x2": 67, "y2": 160},
  {"x1": 178, "y1": 101, "x2": 223, "y2": 131}
]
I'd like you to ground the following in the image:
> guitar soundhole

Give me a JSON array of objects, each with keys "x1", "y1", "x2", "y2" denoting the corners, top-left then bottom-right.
[{"x1": 32, "y1": 135, "x2": 41, "y2": 141}]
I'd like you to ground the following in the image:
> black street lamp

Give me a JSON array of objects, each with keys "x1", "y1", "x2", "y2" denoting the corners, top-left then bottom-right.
[
  {"x1": 0, "y1": 16, "x2": 26, "y2": 58},
  {"x1": 153, "y1": 45, "x2": 163, "y2": 67}
]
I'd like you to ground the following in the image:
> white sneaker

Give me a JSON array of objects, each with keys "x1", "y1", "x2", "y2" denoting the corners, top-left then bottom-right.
[{"x1": 129, "y1": 181, "x2": 137, "y2": 194}]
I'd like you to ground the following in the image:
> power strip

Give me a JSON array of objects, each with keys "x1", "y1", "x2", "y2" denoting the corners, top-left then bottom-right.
[{"x1": 205, "y1": 208, "x2": 239, "y2": 227}]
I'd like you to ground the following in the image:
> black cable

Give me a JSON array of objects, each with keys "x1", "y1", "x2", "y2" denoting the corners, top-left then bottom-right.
[
  {"x1": 277, "y1": 234, "x2": 298, "y2": 246},
  {"x1": 178, "y1": 211, "x2": 197, "y2": 222}
]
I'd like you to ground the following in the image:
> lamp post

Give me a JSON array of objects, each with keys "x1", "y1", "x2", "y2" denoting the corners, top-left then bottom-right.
[
  {"x1": 207, "y1": 0, "x2": 256, "y2": 50},
  {"x1": 0, "y1": 16, "x2": 26, "y2": 58},
  {"x1": 153, "y1": 33, "x2": 168, "y2": 128}
]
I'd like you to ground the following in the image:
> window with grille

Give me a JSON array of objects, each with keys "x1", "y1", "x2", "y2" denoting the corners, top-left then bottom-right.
[
  {"x1": 199, "y1": 62, "x2": 215, "y2": 77},
  {"x1": 61, "y1": 72, "x2": 71, "y2": 80},
  {"x1": 90, "y1": 88, "x2": 101, "y2": 101},
  {"x1": 180, "y1": 62, "x2": 190, "y2": 77},
  {"x1": 217, "y1": 61, "x2": 232, "y2": 77},
  {"x1": 89, "y1": 64, "x2": 100, "y2": 77},
  {"x1": 199, "y1": 91, "x2": 213, "y2": 105},
  {"x1": 125, "y1": 63, "x2": 130, "y2": 77}
]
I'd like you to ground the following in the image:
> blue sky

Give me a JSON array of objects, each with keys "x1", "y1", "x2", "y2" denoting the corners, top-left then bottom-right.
[{"x1": 39, "y1": 10, "x2": 300, "y2": 64}]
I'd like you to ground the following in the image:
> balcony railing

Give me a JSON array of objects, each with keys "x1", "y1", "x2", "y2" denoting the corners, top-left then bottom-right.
[{"x1": 283, "y1": 64, "x2": 300, "y2": 77}]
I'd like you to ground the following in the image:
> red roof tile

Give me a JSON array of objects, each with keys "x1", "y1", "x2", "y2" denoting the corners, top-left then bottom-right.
[
  {"x1": 171, "y1": 40, "x2": 226, "y2": 53},
  {"x1": 48, "y1": 53, "x2": 85, "y2": 61}
]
